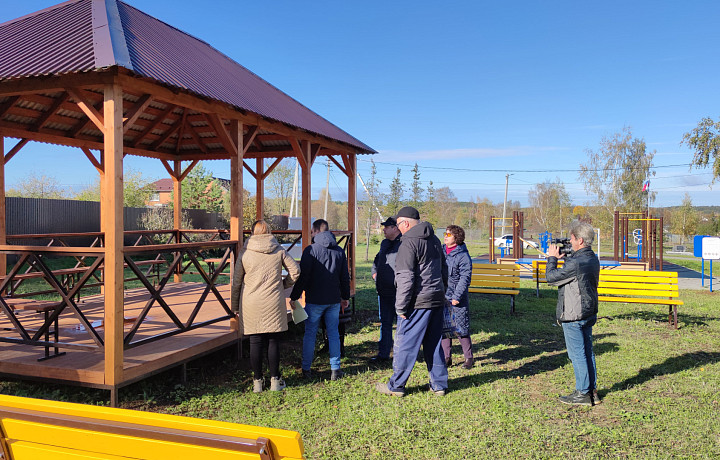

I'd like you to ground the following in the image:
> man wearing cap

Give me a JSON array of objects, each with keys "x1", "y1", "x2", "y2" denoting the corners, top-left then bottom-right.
[
  {"x1": 370, "y1": 217, "x2": 402, "y2": 362},
  {"x1": 376, "y1": 206, "x2": 449, "y2": 396}
]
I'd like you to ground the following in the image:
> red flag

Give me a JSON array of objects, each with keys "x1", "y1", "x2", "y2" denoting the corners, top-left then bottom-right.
[{"x1": 642, "y1": 180, "x2": 650, "y2": 192}]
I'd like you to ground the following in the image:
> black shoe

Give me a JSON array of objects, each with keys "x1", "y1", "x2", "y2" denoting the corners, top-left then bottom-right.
[
  {"x1": 445, "y1": 357, "x2": 452, "y2": 368},
  {"x1": 592, "y1": 389, "x2": 602, "y2": 405},
  {"x1": 462, "y1": 358, "x2": 474, "y2": 369},
  {"x1": 559, "y1": 390, "x2": 593, "y2": 406},
  {"x1": 370, "y1": 355, "x2": 391, "y2": 363},
  {"x1": 330, "y1": 369, "x2": 344, "y2": 381},
  {"x1": 302, "y1": 369, "x2": 313, "y2": 380}
]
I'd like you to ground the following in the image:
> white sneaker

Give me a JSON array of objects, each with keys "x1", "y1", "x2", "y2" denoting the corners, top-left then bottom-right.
[
  {"x1": 270, "y1": 377, "x2": 286, "y2": 391},
  {"x1": 253, "y1": 378, "x2": 264, "y2": 393}
]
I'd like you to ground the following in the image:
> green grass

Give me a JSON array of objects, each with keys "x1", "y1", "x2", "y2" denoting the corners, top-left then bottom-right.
[{"x1": 2, "y1": 258, "x2": 720, "y2": 458}]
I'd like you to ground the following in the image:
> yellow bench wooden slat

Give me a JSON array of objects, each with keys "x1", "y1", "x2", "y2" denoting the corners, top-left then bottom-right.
[
  {"x1": 469, "y1": 262, "x2": 521, "y2": 313},
  {"x1": 0, "y1": 394, "x2": 304, "y2": 460},
  {"x1": 598, "y1": 296, "x2": 683, "y2": 305},
  {"x1": 598, "y1": 281, "x2": 678, "y2": 291},
  {"x1": 598, "y1": 287, "x2": 679, "y2": 297},
  {"x1": 469, "y1": 288, "x2": 520, "y2": 296},
  {"x1": 470, "y1": 280, "x2": 519, "y2": 289}
]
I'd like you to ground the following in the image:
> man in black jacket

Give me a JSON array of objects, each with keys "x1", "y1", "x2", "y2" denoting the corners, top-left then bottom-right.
[
  {"x1": 370, "y1": 217, "x2": 402, "y2": 361},
  {"x1": 546, "y1": 221, "x2": 601, "y2": 406},
  {"x1": 376, "y1": 206, "x2": 449, "y2": 396},
  {"x1": 290, "y1": 219, "x2": 350, "y2": 381}
]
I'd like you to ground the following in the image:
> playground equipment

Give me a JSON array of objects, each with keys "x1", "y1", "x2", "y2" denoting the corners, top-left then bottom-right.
[
  {"x1": 613, "y1": 211, "x2": 664, "y2": 270},
  {"x1": 489, "y1": 211, "x2": 527, "y2": 262}
]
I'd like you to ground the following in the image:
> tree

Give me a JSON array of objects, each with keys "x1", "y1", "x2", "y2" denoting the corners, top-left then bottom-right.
[
  {"x1": 422, "y1": 180, "x2": 438, "y2": 225},
  {"x1": 74, "y1": 167, "x2": 155, "y2": 207},
  {"x1": 171, "y1": 162, "x2": 224, "y2": 213},
  {"x1": 384, "y1": 168, "x2": 403, "y2": 216},
  {"x1": 265, "y1": 159, "x2": 294, "y2": 215},
  {"x1": 682, "y1": 117, "x2": 720, "y2": 183},
  {"x1": 408, "y1": 163, "x2": 424, "y2": 210},
  {"x1": 7, "y1": 173, "x2": 68, "y2": 199},
  {"x1": 360, "y1": 159, "x2": 382, "y2": 260},
  {"x1": 432, "y1": 186, "x2": 458, "y2": 227},
  {"x1": 528, "y1": 178, "x2": 572, "y2": 234},
  {"x1": 579, "y1": 127, "x2": 656, "y2": 233},
  {"x1": 670, "y1": 193, "x2": 699, "y2": 245},
  {"x1": 471, "y1": 197, "x2": 497, "y2": 237}
]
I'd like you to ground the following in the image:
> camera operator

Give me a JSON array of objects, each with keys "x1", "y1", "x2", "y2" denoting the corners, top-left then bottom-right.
[{"x1": 546, "y1": 221, "x2": 600, "y2": 407}]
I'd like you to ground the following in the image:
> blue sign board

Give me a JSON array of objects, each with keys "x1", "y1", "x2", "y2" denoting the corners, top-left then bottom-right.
[{"x1": 694, "y1": 235, "x2": 710, "y2": 258}]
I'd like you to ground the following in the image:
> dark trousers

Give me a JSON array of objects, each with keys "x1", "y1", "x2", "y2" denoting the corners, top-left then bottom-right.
[
  {"x1": 248, "y1": 332, "x2": 282, "y2": 380},
  {"x1": 377, "y1": 294, "x2": 396, "y2": 358},
  {"x1": 388, "y1": 307, "x2": 448, "y2": 393}
]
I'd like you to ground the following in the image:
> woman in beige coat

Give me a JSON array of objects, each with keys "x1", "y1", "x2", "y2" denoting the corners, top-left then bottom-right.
[{"x1": 231, "y1": 220, "x2": 300, "y2": 393}]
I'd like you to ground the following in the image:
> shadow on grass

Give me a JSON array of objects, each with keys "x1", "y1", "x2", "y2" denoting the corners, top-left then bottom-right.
[
  {"x1": 608, "y1": 351, "x2": 720, "y2": 394},
  {"x1": 607, "y1": 310, "x2": 709, "y2": 328}
]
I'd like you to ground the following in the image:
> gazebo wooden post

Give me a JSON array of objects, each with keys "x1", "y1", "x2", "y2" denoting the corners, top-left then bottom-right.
[
  {"x1": 0, "y1": 136, "x2": 5, "y2": 278},
  {"x1": 229, "y1": 120, "x2": 243, "y2": 332},
  {"x1": 297, "y1": 140, "x2": 316, "y2": 249},
  {"x1": 342, "y1": 153, "x2": 357, "y2": 295},
  {"x1": 103, "y1": 82, "x2": 125, "y2": 406},
  {"x1": 173, "y1": 160, "x2": 182, "y2": 282},
  {"x1": 256, "y1": 158, "x2": 264, "y2": 221}
]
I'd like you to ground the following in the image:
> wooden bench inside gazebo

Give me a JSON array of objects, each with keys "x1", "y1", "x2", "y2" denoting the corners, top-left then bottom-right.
[{"x1": 0, "y1": 0, "x2": 374, "y2": 405}]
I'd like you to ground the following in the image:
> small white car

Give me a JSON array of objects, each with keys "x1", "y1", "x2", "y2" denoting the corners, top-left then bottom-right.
[{"x1": 493, "y1": 234, "x2": 539, "y2": 250}]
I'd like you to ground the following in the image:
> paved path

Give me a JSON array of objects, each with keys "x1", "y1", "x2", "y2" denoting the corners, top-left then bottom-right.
[{"x1": 664, "y1": 262, "x2": 720, "y2": 291}]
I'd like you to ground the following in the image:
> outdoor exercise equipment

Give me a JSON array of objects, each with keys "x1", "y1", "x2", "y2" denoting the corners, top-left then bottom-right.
[
  {"x1": 613, "y1": 211, "x2": 664, "y2": 270},
  {"x1": 489, "y1": 211, "x2": 526, "y2": 262},
  {"x1": 694, "y1": 235, "x2": 720, "y2": 292}
]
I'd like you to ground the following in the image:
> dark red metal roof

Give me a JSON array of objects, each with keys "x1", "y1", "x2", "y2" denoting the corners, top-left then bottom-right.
[
  {"x1": 152, "y1": 178, "x2": 172, "y2": 192},
  {"x1": 0, "y1": 0, "x2": 374, "y2": 153}
]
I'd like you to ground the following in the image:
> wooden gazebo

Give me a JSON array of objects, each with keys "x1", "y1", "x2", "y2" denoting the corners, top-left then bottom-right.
[{"x1": 0, "y1": 0, "x2": 374, "y2": 404}]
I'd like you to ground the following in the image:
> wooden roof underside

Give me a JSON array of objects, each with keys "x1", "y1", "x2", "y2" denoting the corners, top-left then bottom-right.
[{"x1": 0, "y1": 68, "x2": 364, "y2": 162}]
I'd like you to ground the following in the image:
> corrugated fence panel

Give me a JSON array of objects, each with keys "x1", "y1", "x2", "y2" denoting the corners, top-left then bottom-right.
[{"x1": 5, "y1": 197, "x2": 223, "y2": 237}]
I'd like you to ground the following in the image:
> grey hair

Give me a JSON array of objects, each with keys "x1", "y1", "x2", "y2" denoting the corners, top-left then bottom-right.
[{"x1": 569, "y1": 221, "x2": 594, "y2": 247}]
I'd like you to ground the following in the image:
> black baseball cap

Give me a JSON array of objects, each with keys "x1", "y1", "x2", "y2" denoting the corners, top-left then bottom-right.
[
  {"x1": 380, "y1": 217, "x2": 397, "y2": 226},
  {"x1": 394, "y1": 206, "x2": 420, "y2": 220}
]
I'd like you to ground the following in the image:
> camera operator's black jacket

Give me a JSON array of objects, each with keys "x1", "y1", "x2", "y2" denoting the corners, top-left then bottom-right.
[
  {"x1": 394, "y1": 221, "x2": 448, "y2": 317},
  {"x1": 371, "y1": 235, "x2": 402, "y2": 297},
  {"x1": 546, "y1": 246, "x2": 600, "y2": 322}
]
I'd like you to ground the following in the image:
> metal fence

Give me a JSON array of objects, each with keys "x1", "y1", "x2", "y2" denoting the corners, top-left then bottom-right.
[{"x1": 6, "y1": 197, "x2": 225, "y2": 237}]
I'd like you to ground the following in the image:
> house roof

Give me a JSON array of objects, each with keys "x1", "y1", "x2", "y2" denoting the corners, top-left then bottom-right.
[
  {"x1": 0, "y1": 0, "x2": 374, "y2": 154},
  {"x1": 152, "y1": 178, "x2": 172, "y2": 192}
]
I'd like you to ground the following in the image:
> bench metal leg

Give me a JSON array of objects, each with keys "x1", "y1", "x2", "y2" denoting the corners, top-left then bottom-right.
[
  {"x1": 669, "y1": 305, "x2": 678, "y2": 329},
  {"x1": 510, "y1": 295, "x2": 515, "y2": 314}
]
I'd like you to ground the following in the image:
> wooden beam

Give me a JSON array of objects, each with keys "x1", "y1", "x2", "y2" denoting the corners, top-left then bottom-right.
[
  {"x1": 178, "y1": 159, "x2": 199, "y2": 182},
  {"x1": 0, "y1": 137, "x2": 5, "y2": 277},
  {"x1": 346, "y1": 153, "x2": 357, "y2": 296},
  {"x1": 150, "y1": 109, "x2": 184, "y2": 150},
  {"x1": 102, "y1": 82, "x2": 124, "y2": 387},
  {"x1": 206, "y1": 112, "x2": 237, "y2": 156},
  {"x1": 256, "y1": 158, "x2": 264, "y2": 220},
  {"x1": 30, "y1": 92, "x2": 69, "y2": 132},
  {"x1": 173, "y1": 161, "x2": 182, "y2": 283},
  {"x1": 174, "y1": 110, "x2": 188, "y2": 154},
  {"x1": 0, "y1": 70, "x2": 117, "y2": 97},
  {"x1": 229, "y1": 120, "x2": 243, "y2": 333},
  {"x1": 328, "y1": 155, "x2": 347, "y2": 176},
  {"x1": 81, "y1": 147, "x2": 103, "y2": 173},
  {"x1": 4, "y1": 138, "x2": 29, "y2": 164},
  {"x1": 243, "y1": 161, "x2": 257, "y2": 179},
  {"x1": 67, "y1": 87, "x2": 105, "y2": 134},
  {"x1": 131, "y1": 103, "x2": 176, "y2": 148},
  {"x1": 289, "y1": 138, "x2": 307, "y2": 170},
  {"x1": 300, "y1": 140, "x2": 313, "y2": 249},
  {"x1": 310, "y1": 143, "x2": 321, "y2": 165},
  {"x1": 0, "y1": 96, "x2": 20, "y2": 118},
  {"x1": 261, "y1": 157, "x2": 283, "y2": 180},
  {"x1": 243, "y1": 125, "x2": 259, "y2": 154},
  {"x1": 183, "y1": 118, "x2": 208, "y2": 154},
  {"x1": 122, "y1": 94, "x2": 152, "y2": 134},
  {"x1": 160, "y1": 159, "x2": 176, "y2": 179}
]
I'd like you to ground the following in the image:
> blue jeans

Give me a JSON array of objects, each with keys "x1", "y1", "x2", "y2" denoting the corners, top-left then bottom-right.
[
  {"x1": 388, "y1": 307, "x2": 448, "y2": 393},
  {"x1": 562, "y1": 315, "x2": 597, "y2": 394},
  {"x1": 378, "y1": 295, "x2": 396, "y2": 358},
  {"x1": 303, "y1": 303, "x2": 341, "y2": 371}
]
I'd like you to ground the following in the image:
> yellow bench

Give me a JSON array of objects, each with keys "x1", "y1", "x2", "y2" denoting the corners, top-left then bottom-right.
[
  {"x1": 0, "y1": 394, "x2": 304, "y2": 460},
  {"x1": 469, "y1": 263, "x2": 520, "y2": 313},
  {"x1": 598, "y1": 269, "x2": 683, "y2": 329}
]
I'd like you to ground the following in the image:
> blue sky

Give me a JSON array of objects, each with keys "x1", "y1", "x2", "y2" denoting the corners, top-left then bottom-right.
[{"x1": 3, "y1": 1, "x2": 719, "y2": 207}]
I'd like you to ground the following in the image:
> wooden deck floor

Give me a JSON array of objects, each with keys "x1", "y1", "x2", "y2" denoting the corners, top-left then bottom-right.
[{"x1": 0, "y1": 282, "x2": 238, "y2": 389}]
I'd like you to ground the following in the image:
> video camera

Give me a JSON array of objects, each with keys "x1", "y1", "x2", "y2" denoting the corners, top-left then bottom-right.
[{"x1": 550, "y1": 237, "x2": 573, "y2": 256}]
